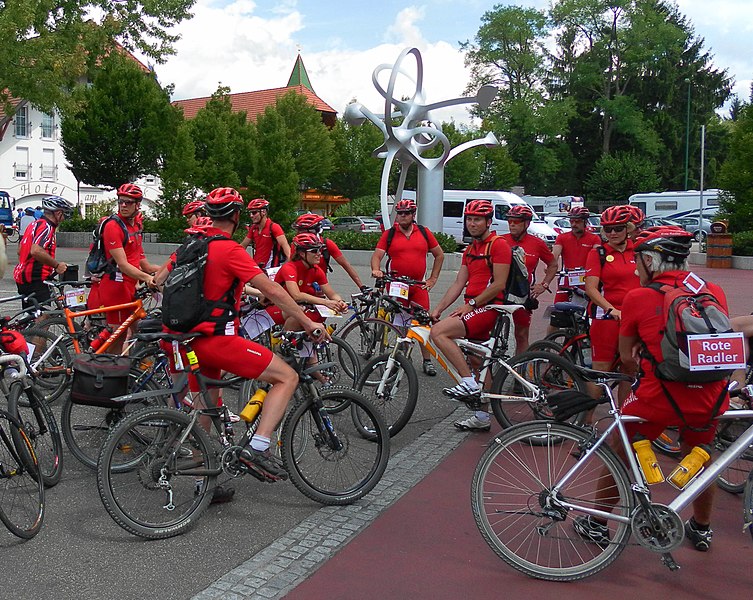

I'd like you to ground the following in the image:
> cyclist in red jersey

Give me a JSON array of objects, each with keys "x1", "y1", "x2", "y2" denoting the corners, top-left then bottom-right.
[
  {"x1": 182, "y1": 200, "x2": 206, "y2": 228},
  {"x1": 163, "y1": 188, "x2": 323, "y2": 488},
  {"x1": 576, "y1": 226, "x2": 729, "y2": 551},
  {"x1": 240, "y1": 198, "x2": 290, "y2": 269},
  {"x1": 292, "y1": 213, "x2": 365, "y2": 290},
  {"x1": 584, "y1": 205, "x2": 640, "y2": 402},
  {"x1": 541, "y1": 206, "x2": 601, "y2": 306},
  {"x1": 430, "y1": 200, "x2": 512, "y2": 431},
  {"x1": 98, "y1": 184, "x2": 160, "y2": 351},
  {"x1": 371, "y1": 199, "x2": 444, "y2": 375},
  {"x1": 500, "y1": 204, "x2": 555, "y2": 353},
  {"x1": 13, "y1": 195, "x2": 74, "y2": 308}
]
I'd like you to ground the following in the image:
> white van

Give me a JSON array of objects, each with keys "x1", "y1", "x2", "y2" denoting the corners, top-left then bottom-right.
[{"x1": 401, "y1": 189, "x2": 557, "y2": 245}]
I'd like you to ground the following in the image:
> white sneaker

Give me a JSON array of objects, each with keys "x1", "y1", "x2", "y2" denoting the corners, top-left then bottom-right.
[
  {"x1": 453, "y1": 415, "x2": 491, "y2": 432},
  {"x1": 443, "y1": 381, "x2": 481, "y2": 400}
]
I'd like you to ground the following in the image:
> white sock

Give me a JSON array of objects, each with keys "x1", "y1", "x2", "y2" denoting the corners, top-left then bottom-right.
[
  {"x1": 461, "y1": 376, "x2": 480, "y2": 390},
  {"x1": 250, "y1": 434, "x2": 270, "y2": 452},
  {"x1": 475, "y1": 411, "x2": 490, "y2": 422}
]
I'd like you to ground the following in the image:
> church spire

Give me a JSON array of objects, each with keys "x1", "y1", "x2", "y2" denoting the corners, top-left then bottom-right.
[{"x1": 286, "y1": 54, "x2": 314, "y2": 93}]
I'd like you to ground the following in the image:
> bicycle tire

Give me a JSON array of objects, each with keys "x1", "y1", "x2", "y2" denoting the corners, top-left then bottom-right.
[
  {"x1": 525, "y1": 339, "x2": 566, "y2": 355},
  {"x1": 61, "y1": 368, "x2": 170, "y2": 470},
  {"x1": 335, "y1": 317, "x2": 404, "y2": 367},
  {"x1": 22, "y1": 327, "x2": 73, "y2": 403},
  {"x1": 7, "y1": 380, "x2": 64, "y2": 488},
  {"x1": 318, "y1": 336, "x2": 360, "y2": 387},
  {"x1": 489, "y1": 351, "x2": 587, "y2": 429},
  {"x1": 281, "y1": 386, "x2": 390, "y2": 505},
  {"x1": 7, "y1": 228, "x2": 19, "y2": 243},
  {"x1": 97, "y1": 407, "x2": 216, "y2": 539},
  {"x1": 471, "y1": 421, "x2": 633, "y2": 581},
  {"x1": 355, "y1": 352, "x2": 418, "y2": 438},
  {"x1": 744, "y1": 469, "x2": 753, "y2": 542},
  {"x1": 0, "y1": 409, "x2": 45, "y2": 539},
  {"x1": 714, "y1": 419, "x2": 753, "y2": 494}
]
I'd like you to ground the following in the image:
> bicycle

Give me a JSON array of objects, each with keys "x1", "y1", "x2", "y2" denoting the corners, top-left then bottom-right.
[
  {"x1": 0, "y1": 401, "x2": 45, "y2": 539},
  {"x1": 356, "y1": 304, "x2": 587, "y2": 437},
  {"x1": 471, "y1": 366, "x2": 753, "y2": 581},
  {"x1": 96, "y1": 328, "x2": 390, "y2": 539}
]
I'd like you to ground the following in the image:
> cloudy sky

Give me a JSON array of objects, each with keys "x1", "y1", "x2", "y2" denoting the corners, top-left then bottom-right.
[{"x1": 154, "y1": 0, "x2": 752, "y2": 125}]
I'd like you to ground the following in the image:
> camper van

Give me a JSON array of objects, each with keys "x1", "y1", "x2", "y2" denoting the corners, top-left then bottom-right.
[
  {"x1": 401, "y1": 190, "x2": 557, "y2": 245},
  {"x1": 523, "y1": 195, "x2": 585, "y2": 215},
  {"x1": 628, "y1": 190, "x2": 720, "y2": 219}
]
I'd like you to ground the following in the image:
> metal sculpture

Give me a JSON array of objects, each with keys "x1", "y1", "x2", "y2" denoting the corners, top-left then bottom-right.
[{"x1": 344, "y1": 47, "x2": 499, "y2": 230}]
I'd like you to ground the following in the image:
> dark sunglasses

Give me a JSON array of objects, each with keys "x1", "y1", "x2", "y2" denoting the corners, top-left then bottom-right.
[
  {"x1": 306, "y1": 247, "x2": 323, "y2": 254},
  {"x1": 249, "y1": 210, "x2": 261, "y2": 215},
  {"x1": 507, "y1": 218, "x2": 526, "y2": 225},
  {"x1": 396, "y1": 211, "x2": 415, "y2": 216},
  {"x1": 118, "y1": 199, "x2": 139, "y2": 206},
  {"x1": 603, "y1": 225, "x2": 626, "y2": 233}
]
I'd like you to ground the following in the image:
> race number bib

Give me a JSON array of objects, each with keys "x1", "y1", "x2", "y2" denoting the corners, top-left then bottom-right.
[
  {"x1": 315, "y1": 305, "x2": 341, "y2": 318},
  {"x1": 388, "y1": 281, "x2": 409, "y2": 299},
  {"x1": 558, "y1": 269, "x2": 586, "y2": 288},
  {"x1": 64, "y1": 287, "x2": 88, "y2": 307},
  {"x1": 265, "y1": 266, "x2": 281, "y2": 279},
  {"x1": 687, "y1": 332, "x2": 747, "y2": 371}
]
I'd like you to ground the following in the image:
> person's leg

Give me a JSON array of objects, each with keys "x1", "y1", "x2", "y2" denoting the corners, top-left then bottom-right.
[
  {"x1": 407, "y1": 288, "x2": 435, "y2": 373},
  {"x1": 430, "y1": 316, "x2": 472, "y2": 378},
  {"x1": 512, "y1": 308, "x2": 532, "y2": 354}
]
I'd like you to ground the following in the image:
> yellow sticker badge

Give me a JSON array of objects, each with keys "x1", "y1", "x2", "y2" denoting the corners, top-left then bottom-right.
[{"x1": 605, "y1": 254, "x2": 615, "y2": 263}]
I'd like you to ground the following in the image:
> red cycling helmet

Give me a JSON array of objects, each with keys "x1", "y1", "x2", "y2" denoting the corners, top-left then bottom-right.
[
  {"x1": 506, "y1": 204, "x2": 534, "y2": 220},
  {"x1": 634, "y1": 226, "x2": 693, "y2": 262},
  {"x1": 247, "y1": 198, "x2": 270, "y2": 211},
  {"x1": 205, "y1": 187, "x2": 243, "y2": 218},
  {"x1": 568, "y1": 206, "x2": 591, "y2": 220},
  {"x1": 292, "y1": 232, "x2": 324, "y2": 252},
  {"x1": 184, "y1": 216, "x2": 213, "y2": 235},
  {"x1": 625, "y1": 204, "x2": 645, "y2": 226},
  {"x1": 293, "y1": 213, "x2": 325, "y2": 231},
  {"x1": 600, "y1": 205, "x2": 633, "y2": 226},
  {"x1": 395, "y1": 199, "x2": 417, "y2": 212},
  {"x1": 182, "y1": 200, "x2": 205, "y2": 216},
  {"x1": 117, "y1": 183, "x2": 143, "y2": 200},
  {"x1": 464, "y1": 199, "x2": 493, "y2": 217}
]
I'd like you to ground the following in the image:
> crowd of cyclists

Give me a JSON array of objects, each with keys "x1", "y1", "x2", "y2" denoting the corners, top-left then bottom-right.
[{"x1": 2, "y1": 183, "x2": 752, "y2": 556}]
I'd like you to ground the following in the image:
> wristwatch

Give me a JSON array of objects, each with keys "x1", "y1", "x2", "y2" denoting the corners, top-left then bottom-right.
[{"x1": 468, "y1": 298, "x2": 477, "y2": 307}]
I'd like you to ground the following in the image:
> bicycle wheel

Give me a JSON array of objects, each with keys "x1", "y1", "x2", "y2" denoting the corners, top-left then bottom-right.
[
  {"x1": 281, "y1": 386, "x2": 390, "y2": 505},
  {"x1": 744, "y1": 469, "x2": 753, "y2": 542},
  {"x1": 355, "y1": 352, "x2": 418, "y2": 438},
  {"x1": 472, "y1": 421, "x2": 633, "y2": 581},
  {"x1": 317, "y1": 336, "x2": 360, "y2": 387},
  {"x1": 7, "y1": 381, "x2": 64, "y2": 488},
  {"x1": 335, "y1": 317, "x2": 404, "y2": 366},
  {"x1": 22, "y1": 327, "x2": 73, "y2": 403},
  {"x1": 97, "y1": 407, "x2": 217, "y2": 539},
  {"x1": 490, "y1": 351, "x2": 587, "y2": 429},
  {"x1": 714, "y1": 419, "x2": 753, "y2": 494},
  {"x1": 0, "y1": 409, "x2": 45, "y2": 539},
  {"x1": 61, "y1": 369, "x2": 170, "y2": 470},
  {"x1": 7, "y1": 228, "x2": 19, "y2": 243},
  {"x1": 526, "y1": 340, "x2": 565, "y2": 355}
]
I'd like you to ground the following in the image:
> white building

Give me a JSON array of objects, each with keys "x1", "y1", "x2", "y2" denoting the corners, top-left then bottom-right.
[{"x1": 0, "y1": 98, "x2": 159, "y2": 215}]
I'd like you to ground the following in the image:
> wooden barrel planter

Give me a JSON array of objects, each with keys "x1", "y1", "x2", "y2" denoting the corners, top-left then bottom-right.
[{"x1": 706, "y1": 233, "x2": 733, "y2": 268}]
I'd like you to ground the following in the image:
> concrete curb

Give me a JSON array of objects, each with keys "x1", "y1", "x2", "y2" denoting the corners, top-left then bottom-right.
[{"x1": 192, "y1": 407, "x2": 471, "y2": 600}]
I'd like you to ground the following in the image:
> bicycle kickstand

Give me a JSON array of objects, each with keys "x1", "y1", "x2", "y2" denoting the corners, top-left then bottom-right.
[{"x1": 660, "y1": 553, "x2": 680, "y2": 571}]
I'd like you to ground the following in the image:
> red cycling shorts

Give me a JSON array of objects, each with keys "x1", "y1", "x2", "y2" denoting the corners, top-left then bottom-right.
[
  {"x1": 589, "y1": 317, "x2": 620, "y2": 363},
  {"x1": 461, "y1": 306, "x2": 500, "y2": 341},
  {"x1": 512, "y1": 307, "x2": 532, "y2": 329},
  {"x1": 98, "y1": 278, "x2": 137, "y2": 325}
]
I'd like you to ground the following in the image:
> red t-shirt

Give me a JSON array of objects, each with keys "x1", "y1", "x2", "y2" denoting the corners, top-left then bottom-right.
[
  {"x1": 585, "y1": 241, "x2": 639, "y2": 310},
  {"x1": 554, "y1": 231, "x2": 602, "y2": 270},
  {"x1": 376, "y1": 224, "x2": 439, "y2": 282},
  {"x1": 462, "y1": 234, "x2": 512, "y2": 301},
  {"x1": 245, "y1": 218, "x2": 285, "y2": 268},
  {"x1": 102, "y1": 216, "x2": 145, "y2": 286},
  {"x1": 501, "y1": 232, "x2": 554, "y2": 283},
  {"x1": 189, "y1": 227, "x2": 264, "y2": 336},
  {"x1": 320, "y1": 237, "x2": 342, "y2": 272},
  {"x1": 13, "y1": 217, "x2": 57, "y2": 284},
  {"x1": 620, "y1": 271, "x2": 730, "y2": 421},
  {"x1": 275, "y1": 260, "x2": 328, "y2": 298}
]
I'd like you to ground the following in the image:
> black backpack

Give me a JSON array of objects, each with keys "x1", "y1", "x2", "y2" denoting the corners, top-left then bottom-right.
[
  {"x1": 85, "y1": 215, "x2": 130, "y2": 275},
  {"x1": 162, "y1": 234, "x2": 239, "y2": 333},
  {"x1": 464, "y1": 235, "x2": 530, "y2": 305}
]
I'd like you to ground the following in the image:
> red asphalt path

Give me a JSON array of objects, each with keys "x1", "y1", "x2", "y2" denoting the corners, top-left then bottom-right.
[{"x1": 286, "y1": 264, "x2": 753, "y2": 600}]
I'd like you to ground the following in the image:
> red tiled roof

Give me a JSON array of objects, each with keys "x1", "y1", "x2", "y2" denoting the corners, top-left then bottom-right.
[
  {"x1": 0, "y1": 93, "x2": 23, "y2": 123},
  {"x1": 173, "y1": 84, "x2": 337, "y2": 122}
]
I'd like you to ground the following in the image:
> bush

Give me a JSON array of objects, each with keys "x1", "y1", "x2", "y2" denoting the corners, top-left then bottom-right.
[
  {"x1": 321, "y1": 230, "x2": 458, "y2": 253},
  {"x1": 732, "y1": 231, "x2": 753, "y2": 256}
]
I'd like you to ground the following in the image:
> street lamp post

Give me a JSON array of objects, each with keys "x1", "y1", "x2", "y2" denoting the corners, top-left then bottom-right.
[{"x1": 684, "y1": 77, "x2": 691, "y2": 190}]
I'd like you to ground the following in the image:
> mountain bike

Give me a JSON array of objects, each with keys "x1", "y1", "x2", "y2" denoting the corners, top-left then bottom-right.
[
  {"x1": 471, "y1": 366, "x2": 753, "y2": 581},
  {"x1": 96, "y1": 328, "x2": 390, "y2": 539}
]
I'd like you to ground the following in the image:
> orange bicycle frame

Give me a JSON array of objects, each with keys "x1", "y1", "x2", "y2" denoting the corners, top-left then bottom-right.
[{"x1": 64, "y1": 299, "x2": 147, "y2": 354}]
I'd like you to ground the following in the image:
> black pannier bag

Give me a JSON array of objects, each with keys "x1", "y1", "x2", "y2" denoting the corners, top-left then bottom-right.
[{"x1": 70, "y1": 354, "x2": 131, "y2": 407}]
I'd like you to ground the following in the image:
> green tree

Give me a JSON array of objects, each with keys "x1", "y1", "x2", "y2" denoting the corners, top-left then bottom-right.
[
  {"x1": 273, "y1": 91, "x2": 334, "y2": 189},
  {"x1": 329, "y1": 117, "x2": 387, "y2": 199},
  {"x1": 157, "y1": 120, "x2": 199, "y2": 218},
  {"x1": 0, "y1": 0, "x2": 194, "y2": 114},
  {"x1": 59, "y1": 54, "x2": 180, "y2": 188},
  {"x1": 717, "y1": 104, "x2": 753, "y2": 233},
  {"x1": 584, "y1": 152, "x2": 661, "y2": 206}
]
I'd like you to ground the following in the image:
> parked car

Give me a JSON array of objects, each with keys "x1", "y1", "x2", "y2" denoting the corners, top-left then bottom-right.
[
  {"x1": 331, "y1": 216, "x2": 382, "y2": 233},
  {"x1": 320, "y1": 218, "x2": 333, "y2": 231},
  {"x1": 543, "y1": 213, "x2": 601, "y2": 235},
  {"x1": 643, "y1": 216, "x2": 683, "y2": 229},
  {"x1": 672, "y1": 216, "x2": 712, "y2": 241}
]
